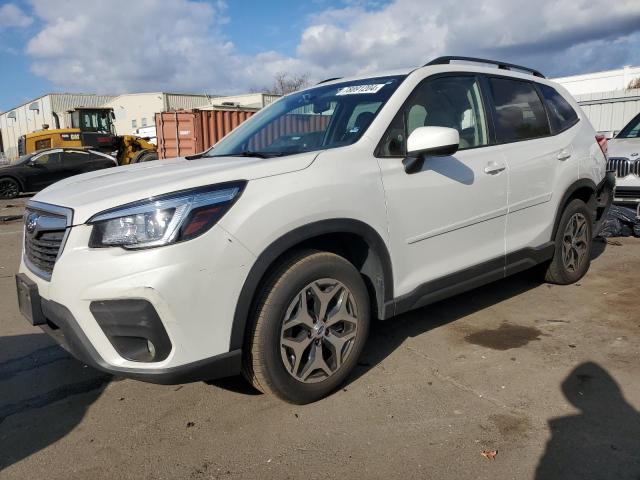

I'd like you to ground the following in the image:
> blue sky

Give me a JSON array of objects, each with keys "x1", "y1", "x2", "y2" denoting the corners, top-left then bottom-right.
[{"x1": 1, "y1": 0, "x2": 639, "y2": 112}]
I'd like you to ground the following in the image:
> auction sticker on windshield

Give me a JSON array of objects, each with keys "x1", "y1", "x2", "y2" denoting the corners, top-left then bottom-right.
[{"x1": 336, "y1": 84, "x2": 385, "y2": 95}]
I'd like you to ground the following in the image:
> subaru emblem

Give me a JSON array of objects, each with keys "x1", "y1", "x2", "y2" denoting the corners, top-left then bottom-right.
[{"x1": 26, "y1": 213, "x2": 39, "y2": 235}]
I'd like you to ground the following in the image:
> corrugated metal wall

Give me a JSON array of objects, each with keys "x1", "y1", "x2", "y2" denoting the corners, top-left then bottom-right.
[
  {"x1": 164, "y1": 94, "x2": 212, "y2": 111},
  {"x1": 50, "y1": 94, "x2": 115, "y2": 128},
  {"x1": 576, "y1": 88, "x2": 640, "y2": 133},
  {"x1": 156, "y1": 109, "x2": 256, "y2": 159}
]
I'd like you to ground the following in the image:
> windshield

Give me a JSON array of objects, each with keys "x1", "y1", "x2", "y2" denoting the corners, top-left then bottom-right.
[
  {"x1": 11, "y1": 153, "x2": 34, "y2": 165},
  {"x1": 71, "y1": 110, "x2": 115, "y2": 134},
  {"x1": 204, "y1": 75, "x2": 406, "y2": 158},
  {"x1": 617, "y1": 113, "x2": 640, "y2": 139}
]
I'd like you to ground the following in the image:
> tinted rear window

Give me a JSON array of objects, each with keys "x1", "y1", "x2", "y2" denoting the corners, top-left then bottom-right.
[
  {"x1": 538, "y1": 84, "x2": 578, "y2": 133},
  {"x1": 489, "y1": 78, "x2": 550, "y2": 143}
]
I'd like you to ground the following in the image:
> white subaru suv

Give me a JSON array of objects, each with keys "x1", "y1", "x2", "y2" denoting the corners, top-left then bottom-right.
[
  {"x1": 16, "y1": 57, "x2": 614, "y2": 404},
  {"x1": 607, "y1": 113, "x2": 640, "y2": 206}
]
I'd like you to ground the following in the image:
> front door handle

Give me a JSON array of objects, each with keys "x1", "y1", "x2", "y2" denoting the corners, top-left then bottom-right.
[{"x1": 484, "y1": 161, "x2": 506, "y2": 175}]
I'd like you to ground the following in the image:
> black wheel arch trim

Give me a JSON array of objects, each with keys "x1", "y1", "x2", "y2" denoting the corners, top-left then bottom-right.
[
  {"x1": 229, "y1": 218, "x2": 393, "y2": 351},
  {"x1": 551, "y1": 178, "x2": 597, "y2": 240}
]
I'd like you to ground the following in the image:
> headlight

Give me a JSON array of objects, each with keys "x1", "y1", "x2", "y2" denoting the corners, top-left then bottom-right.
[{"x1": 87, "y1": 182, "x2": 245, "y2": 249}]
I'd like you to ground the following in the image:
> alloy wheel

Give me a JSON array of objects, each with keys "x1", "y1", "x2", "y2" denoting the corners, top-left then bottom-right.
[
  {"x1": 280, "y1": 278, "x2": 359, "y2": 383},
  {"x1": 0, "y1": 179, "x2": 18, "y2": 198},
  {"x1": 562, "y1": 212, "x2": 588, "y2": 273}
]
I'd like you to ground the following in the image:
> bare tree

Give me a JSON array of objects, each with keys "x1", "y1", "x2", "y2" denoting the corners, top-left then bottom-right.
[
  {"x1": 259, "y1": 72, "x2": 311, "y2": 95},
  {"x1": 628, "y1": 77, "x2": 640, "y2": 90}
]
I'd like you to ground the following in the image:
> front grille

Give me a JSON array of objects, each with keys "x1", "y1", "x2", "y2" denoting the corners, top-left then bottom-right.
[
  {"x1": 607, "y1": 157, "x2": 640, "y2": 178},
  {"x1": 23, "y1": 202, "x2": 73, "y2": 280},
  {"x1": 614, "y1": 187, "x2": 640, "y2": 203},
  {"x1": 25, "y1": 229, "x2": 65, "y2": 274}
]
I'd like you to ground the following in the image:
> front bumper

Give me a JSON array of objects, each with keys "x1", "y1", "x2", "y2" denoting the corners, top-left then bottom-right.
[
  {"x1": 18, "y1": 221, "x2": 255, "y2": 383},
  {"x1": 39, "y1": 297, "x2": 242, "y2": 383},
  {"x1": 612, "y1": 174, "x2": 640, "y2": 205}
]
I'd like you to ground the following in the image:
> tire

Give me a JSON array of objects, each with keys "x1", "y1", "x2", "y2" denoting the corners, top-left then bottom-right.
[
  {"x1": 243, "y1": 250, "x2": 370, "y2": 404},
  {"x1": 0, "y1": 178, "x2": 20, "y2": 199},
  {"x1": 132, "y1": 150, "x2": 158, "y2": 163},
  {"x1": 544, "y1": 198, "x2": 593, "y2": 285}
]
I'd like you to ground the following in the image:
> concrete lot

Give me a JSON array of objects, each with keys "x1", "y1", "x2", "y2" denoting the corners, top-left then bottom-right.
[{"x1": 0, "y1": 197, "x2": 639, "y2": 480}]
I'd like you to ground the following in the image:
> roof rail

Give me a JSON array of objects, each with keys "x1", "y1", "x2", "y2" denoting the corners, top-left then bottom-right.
[
  {"x1": 317, "y1": 77, "x2": 342, "y2": 85},
  {"x1": 424, "y1": 56, "x2": 545, "y2": 78}
]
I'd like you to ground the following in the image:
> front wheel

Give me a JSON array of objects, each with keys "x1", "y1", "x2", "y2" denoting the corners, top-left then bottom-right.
[
  {"x1": 544, "y1": 199, "x2": 593, "y2": 285},
  {"x1": 243, "y1": 250, "x2": 370, "y2": 404},
  {"x1": 0, "y1": 178, "x2": 19, "y2": 199}
]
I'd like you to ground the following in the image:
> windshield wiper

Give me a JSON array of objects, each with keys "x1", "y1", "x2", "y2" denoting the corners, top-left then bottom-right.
[{"x1": 208, "y1": 150, "x2": 285, "y2": 159}]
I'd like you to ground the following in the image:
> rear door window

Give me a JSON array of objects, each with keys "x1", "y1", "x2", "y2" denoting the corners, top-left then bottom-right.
[
  {"x1": 488, "y1": 78, "x2": 550, "y2": 143},
  {"x1": 62, "y1": 151, "x2": 90, "y2": 166},
  {"x1": 538, "y1": 84, "x2": 579, "y2": 133}
]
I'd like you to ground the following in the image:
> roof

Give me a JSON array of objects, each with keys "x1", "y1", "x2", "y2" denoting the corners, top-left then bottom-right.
[{"x1": 304, "y1": 61, "x2": 552, "y2": 92}]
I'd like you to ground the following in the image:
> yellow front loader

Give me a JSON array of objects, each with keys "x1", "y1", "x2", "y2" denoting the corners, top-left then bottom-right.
[{"x1": 20, "y1": 107, "x2": 157, "y2": 165}]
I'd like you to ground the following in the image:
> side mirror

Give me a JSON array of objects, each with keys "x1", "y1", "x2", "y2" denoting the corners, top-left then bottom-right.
[
  {"x1": 407, "y1": 126, "x2": 459, "y2": 157},
  {"x1": 404, "y1": 127, "x2": 460, "y2": 174}
]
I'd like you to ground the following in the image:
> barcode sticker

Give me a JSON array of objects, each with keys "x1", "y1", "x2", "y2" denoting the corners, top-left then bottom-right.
[{"x1": 336, "y1": 84, "x2": 385, "y2": 95}]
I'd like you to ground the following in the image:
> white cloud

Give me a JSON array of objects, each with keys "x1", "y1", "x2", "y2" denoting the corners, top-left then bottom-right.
[
  {"x1": 21, "y1": 0, "x2": 640, "y2": 96},
  {"x1": 0, "y1": 3, "x2": 33, "y2": 28},
  {"x1": 295, "y1": 0, "x2": 640, "y2": 78}
]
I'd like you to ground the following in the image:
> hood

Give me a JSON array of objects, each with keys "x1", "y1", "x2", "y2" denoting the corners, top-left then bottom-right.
[
  {"x1": 33, "y1": 152, "x2": 319, "y2": 224},
  {"x1": 608, "y1": 138, "x2": 640, "y2": 159}
]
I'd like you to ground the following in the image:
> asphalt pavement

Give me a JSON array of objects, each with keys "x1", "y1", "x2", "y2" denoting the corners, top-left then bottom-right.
[{"x1": 1, "y1": 196, "x2": 639, "y2": 479}]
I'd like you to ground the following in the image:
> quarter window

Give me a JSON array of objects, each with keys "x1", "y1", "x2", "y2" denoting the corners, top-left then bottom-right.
[
  {"x1": 378, "y1": 76, "x2": 489, "y2": 156},
  {"x1": 488, "y1": 78, "x2": 550, "y2": 143},
  {"x1": 538, "y1": 84, "x2": 578, "y2": 133}
]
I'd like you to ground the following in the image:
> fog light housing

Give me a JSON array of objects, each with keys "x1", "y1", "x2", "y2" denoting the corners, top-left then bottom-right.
[{"x1": 90, "y1": 300, "x2": 171, "y2": 362}]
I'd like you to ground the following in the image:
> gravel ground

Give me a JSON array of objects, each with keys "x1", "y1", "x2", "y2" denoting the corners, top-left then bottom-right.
[{"x1": 0, "y1": 197, "x2": 639, "y2": 480}]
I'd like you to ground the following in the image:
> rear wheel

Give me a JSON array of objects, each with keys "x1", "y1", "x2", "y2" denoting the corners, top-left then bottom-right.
[
  {"x1": 243, "y1": 250, "x2": 370, "y2": 404},
  {"x1": 544, "y1": 199, "x2": 593, "y2": 284},
  {"x1": 0, "y1": 178, "x2": 19, "y2": 199}
]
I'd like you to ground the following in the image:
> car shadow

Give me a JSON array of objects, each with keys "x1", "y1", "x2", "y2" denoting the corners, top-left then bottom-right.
[
  {"x1": 534, "y1": 362, "x2": 640, "y2": 479},
  {"x1": 348, "y1": 239, "x2": 608, "y2": 386},
  {"x1": 347, "y1": 269, "x2": 544, "y2": 386},
  {"x1": 0, "y1": 333, "x2": 110, "y2": 471}
]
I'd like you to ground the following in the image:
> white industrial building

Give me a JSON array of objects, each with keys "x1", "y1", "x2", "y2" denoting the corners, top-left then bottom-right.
[
  {"x1": 205, "y1": 93, "x2": 280, "y2": 110},
  {"x1": 106, "y1": 92, "x2": 281, "y2": 137},
  {"x1": 105, "y1": 92, "x2": 214, "y2": 136},
  {"x1": 0, "y1": 93, "x2": 115, "y2": 160},
  {"x1": 553, "y1": 65, "x2": 640, "y2": 134},
  {"x1": 553, "y1": 65, "x2": 640, "y2": 96}
]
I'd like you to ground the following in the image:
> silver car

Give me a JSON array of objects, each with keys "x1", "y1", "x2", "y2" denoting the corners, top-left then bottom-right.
[{"x1": 608, "y1": 113, "x2": 640, "y2": 206}]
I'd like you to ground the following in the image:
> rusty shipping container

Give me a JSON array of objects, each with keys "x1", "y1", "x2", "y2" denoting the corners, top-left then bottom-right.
[
  {"x1": 156, "y1": 108, "x2": 332, "y2": 159},
  {"x1": 156, "y1": 109, "x2": 256, "y2": 159}
]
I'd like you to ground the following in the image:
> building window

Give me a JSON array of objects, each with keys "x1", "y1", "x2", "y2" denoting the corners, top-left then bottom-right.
[
  {"x1": 131, "y1": 119, "x2": 137, "y2": 129},
  {"x1": 141, "y1": 117, "x2": 147, "y2": 127}
]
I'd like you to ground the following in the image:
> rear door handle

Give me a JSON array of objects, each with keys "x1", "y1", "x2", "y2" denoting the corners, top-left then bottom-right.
[
  {"x1": 484, "y1": 161, "x2": 506, "y2": 175},
  {"x1": 557, "y1": 149, "x2": 572, "y2": 161}
]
